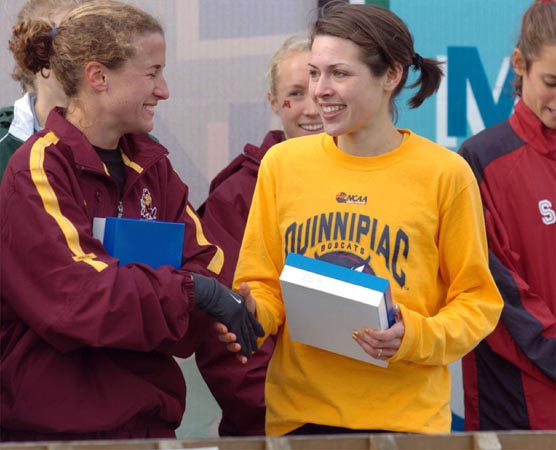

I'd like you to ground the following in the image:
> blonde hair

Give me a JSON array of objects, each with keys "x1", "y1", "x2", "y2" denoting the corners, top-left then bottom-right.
[
  {"x1": 266, "y1": 35, "x2": 311, "y2": 98},
  {"x1": 9, "y1": 0, "x2": 88, "y2": 93},
  {"x1": 9, "y1": 0, "x2": 163, "y2": 98}
]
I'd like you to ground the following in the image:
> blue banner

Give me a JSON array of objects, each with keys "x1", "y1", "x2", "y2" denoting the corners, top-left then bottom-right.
[{"x1": 391, "y1": 0, "x2": 530, "y2": 149}]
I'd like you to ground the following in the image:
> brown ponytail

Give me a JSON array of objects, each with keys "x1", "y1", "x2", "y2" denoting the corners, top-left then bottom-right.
[
  {"x1": 312, "y1": 1, "x2": 444, "y2": 120},
  {"x1": 9, "y1": 19, "x2": 56, "y2": 78},
  {"x1": 9, "y1": 0, "x2": 88, "y2": 94}
]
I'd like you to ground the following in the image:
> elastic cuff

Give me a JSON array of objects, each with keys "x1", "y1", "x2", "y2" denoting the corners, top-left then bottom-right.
[{"x1": 182, "y1": 272, "x2": 197, "y2": 312}]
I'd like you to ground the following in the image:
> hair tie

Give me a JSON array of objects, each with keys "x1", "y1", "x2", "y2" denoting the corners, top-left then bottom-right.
[
  {"x1": 50, "y1": 26, "x2": 58, "y2": 40},
  {"x1": 412, "y1": 53, "x2": 423, "y2": 70}
]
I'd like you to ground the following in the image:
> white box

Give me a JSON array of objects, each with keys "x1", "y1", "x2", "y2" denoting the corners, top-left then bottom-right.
[{"x1": 279, "y1": 253, "x2": 395, "y2": 367}]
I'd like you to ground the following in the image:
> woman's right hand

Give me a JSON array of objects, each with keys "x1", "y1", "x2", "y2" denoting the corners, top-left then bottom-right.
[
  {"x1": 193, "y1": 275, "x2": 263, "y2": 358},
  {"x1": 214, "y1": 282, "x2": 259, "y2": 364}
]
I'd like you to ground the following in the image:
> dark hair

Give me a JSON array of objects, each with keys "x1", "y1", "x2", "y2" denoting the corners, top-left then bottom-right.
[
  {"x1": 311, "y1": 1, "x2": 443, "y2": 120},
  {"x1": 9, "y1": 0, "x2": 163, "y2": 98},
  {"x1": 513, "y1": 0, "x2": 556, "y2": 96}
]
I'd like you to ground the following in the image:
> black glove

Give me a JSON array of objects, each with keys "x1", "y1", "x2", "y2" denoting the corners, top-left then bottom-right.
[{"x1": 192, "y1": 273, "x2": 264, "y2": 357}]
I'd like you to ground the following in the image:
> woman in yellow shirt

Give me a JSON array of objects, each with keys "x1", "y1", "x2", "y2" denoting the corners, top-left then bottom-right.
[{"x1": 218, "y1": 1, "x2": 503, "y2": 436}]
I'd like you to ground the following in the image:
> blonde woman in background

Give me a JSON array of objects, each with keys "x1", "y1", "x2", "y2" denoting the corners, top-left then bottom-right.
[{"x1": 196, "y1": 35, "x2": 323, "y2": 436}]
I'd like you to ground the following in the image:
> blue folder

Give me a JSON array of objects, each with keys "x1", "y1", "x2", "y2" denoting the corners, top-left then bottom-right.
[{"x1": 96, "y1": 217, "x2": 184, "y2": 269}]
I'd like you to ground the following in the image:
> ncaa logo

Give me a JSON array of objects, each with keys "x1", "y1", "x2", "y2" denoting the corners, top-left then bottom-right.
[{"x1": 336, "y1": 192, "x2": 367, "y2": 205}]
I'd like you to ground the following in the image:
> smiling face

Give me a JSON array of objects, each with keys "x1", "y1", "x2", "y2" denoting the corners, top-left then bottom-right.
[
  {"x1": 308, "y1": 35, "x2": 398, "y2": 140},
  {"x1": 103, "y1": 32, "x2": 169, "y2": 137},
  {"x1": 513, "y1": 45, "x2": 556, "y2": 129},
  {"x1": 268, "y1": 50, "x2": 323, "y2": 139}
]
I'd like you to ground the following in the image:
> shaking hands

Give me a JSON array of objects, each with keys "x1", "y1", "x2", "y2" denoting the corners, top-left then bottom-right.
[{"x1": 192, "y1": 273, "x2": 264, "y2": 358}]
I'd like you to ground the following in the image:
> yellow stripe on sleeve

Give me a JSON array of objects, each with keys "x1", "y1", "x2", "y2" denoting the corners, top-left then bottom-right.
[
  {"x1": 185, "y1": 204, "x2": 224, "y2": 274},
  {"x1": 29, "y1": 132, "x2": 108, "y2": 272}
]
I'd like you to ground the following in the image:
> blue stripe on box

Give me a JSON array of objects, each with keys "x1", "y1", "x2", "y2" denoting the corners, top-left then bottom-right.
[{"x1": 284, "y1": 252, "x2": 389, "y2": 293}]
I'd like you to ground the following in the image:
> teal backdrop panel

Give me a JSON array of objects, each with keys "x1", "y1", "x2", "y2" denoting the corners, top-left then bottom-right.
[{"x1": 389, "y1": 0, "x2": 531, "y2": 150}]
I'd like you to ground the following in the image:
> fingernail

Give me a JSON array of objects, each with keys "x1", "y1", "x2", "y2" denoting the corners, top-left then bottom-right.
[
  {"x1": 352, "y1": 332, "x2": 358, "y2": 340},
  {"x1": 364, "y1": 328, "x2": 369, "y2": 333}
]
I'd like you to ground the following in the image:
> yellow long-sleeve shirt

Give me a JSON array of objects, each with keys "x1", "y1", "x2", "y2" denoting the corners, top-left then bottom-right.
[{"x1": 234, "y1": 131, "x2": 503, "y2": 435}]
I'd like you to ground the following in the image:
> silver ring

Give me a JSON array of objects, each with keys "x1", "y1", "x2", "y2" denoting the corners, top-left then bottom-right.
[{"x1": 377, "y1": 348, "x2": 383, "y2": 358}]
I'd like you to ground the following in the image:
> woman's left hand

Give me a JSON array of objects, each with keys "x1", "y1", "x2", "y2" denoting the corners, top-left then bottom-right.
[{"x1": 352, "y1": 303, "x2": 404, "y2": 360}]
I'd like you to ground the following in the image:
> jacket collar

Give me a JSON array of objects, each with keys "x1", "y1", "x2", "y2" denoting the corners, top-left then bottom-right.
[
  {"x1": 45, "y1": 107, "x2": 168, "y2": 173},
  {"x1": 243, "y1": 130, "x2": 285, "y2": 163},
  {"x1": 8, "y1": 93, "x2": 36, "y2": 142},
  {"x1": 510, "y1": 99, "x2": 556, "y2": 158}
]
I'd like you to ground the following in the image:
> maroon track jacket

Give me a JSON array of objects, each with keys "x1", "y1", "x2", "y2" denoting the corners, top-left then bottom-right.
[
  {"x1": 458, "y1": 99, "x2": 556, "y2": 430},
  {"x1": 0, "y1": 108, "x2": 223, "y2": 439}
]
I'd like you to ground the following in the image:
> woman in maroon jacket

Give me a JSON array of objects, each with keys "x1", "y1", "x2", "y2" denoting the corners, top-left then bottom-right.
[
  {"x1": 195, "y1": 35, "x2": 323, "y2": 436},
  {"x1": 0, "y1": 0, "x2": 262, "y2": 441},
  {"x1": 458, "y1": 0, "x2": 555, "y2": 431}
]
